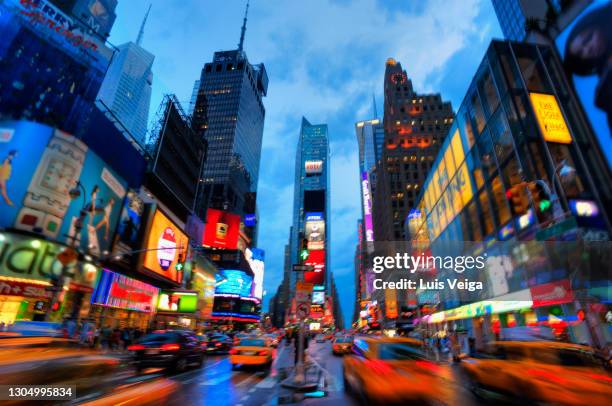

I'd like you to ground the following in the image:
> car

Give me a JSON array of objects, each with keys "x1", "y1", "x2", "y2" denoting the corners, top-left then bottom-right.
[
  {"x1": 203, "y1": 333, "x2": 233, "y2": 354},
  {"x1": 264, "y1": 333, "x2": 279, "y2": 348},
  {"x1": 128, "y1": 330, "x2": 205, "y2": 373},
  {"x1": 343, "y1": 337, "x2": 452, "y2": 404},
  {"x1": 461, "y1": 341, "x2": 612, "y2": 405},
  {"x1": 332, "y1": 336, "x2": 354, "y2": 355},
  {"x1": 229, "y1": 337, "x2": 273, "y2": 371},
  {"x1": 324, "y1": 332, "x2": 334, "y2": 341},
  {"x1": 315, "y1": 334, "x2": 326, "y2": 343}
]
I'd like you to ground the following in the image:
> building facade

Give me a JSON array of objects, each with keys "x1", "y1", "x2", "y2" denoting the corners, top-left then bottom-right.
[
  {"x1": 411, "y1": 40, "x2": 611, "y2": 348},
  {"x1": 373, "y1": 58, "x2": 454, "y2": 242},
  {"x1": 97, "y1": 6, "x2": 154, "y2": 146}
]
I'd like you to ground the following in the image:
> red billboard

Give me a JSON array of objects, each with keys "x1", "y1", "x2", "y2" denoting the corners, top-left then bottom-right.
[
  {"x1": 203, "y1": 209, "x2": 240, "y2": 249},
  {"x1": 530, "y1": 279, "x2": 574, "y2": 308},
  {"x1": 304, "y1": 250, "x2": 325, "y2": 285}
]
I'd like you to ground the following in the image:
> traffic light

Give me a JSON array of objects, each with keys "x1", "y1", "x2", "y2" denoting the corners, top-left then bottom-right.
[
  {"x1": 506, "y1": 183, "x2": 529, "y2": 215},
  {"x1": 299, "y1": 238, "x2": 309, "y2": 262},
  {"x1": 528, "y1": 180, "x2": 553, "y2": 221}
]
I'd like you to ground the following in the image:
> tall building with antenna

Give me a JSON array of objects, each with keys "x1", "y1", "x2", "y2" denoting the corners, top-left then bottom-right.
[
  {"x1": 193, "y1": 0, "x2": 268, "y2": 223},
  {"x1": 97, "y1": 4, "x2": 154, "y2": 145}
]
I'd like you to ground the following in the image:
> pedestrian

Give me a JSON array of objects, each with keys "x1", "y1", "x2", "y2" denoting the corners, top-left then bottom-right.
[
  {"x1": 111, "y1": 328, "x2": 121, "y2": 351},
  {"x1": 101, "y1": 325, "x2": 111, "y2": 351},
  {"x1": 121, "y1": 328, "x2": 132, "y2": 351}
]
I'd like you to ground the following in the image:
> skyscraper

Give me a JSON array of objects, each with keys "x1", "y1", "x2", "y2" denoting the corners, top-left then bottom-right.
[
  {"x1": 97, "y1": 5, "x2": 154, "y2": 146},
  {"x1": 193, "y1": 1, "x2": 268, "y2": 220},
  {"x1": 290, "y1": 117, "x2": 330, "y2": 289},
  {"x1": 373, "y1": 58, "x2": 454, "y2": 242}
]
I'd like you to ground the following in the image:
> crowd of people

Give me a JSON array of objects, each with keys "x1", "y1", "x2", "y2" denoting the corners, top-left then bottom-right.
[{"x1": 61, "y1": 319, "x2": 147, "y2": 352}]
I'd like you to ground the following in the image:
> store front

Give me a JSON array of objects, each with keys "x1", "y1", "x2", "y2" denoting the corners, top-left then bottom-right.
[
  {"x1": 89, "y1": 269, "x2": 159, "y2": 330},
  {"x1": 0, "y1": 231, "x2": 99, "y2": 324}
]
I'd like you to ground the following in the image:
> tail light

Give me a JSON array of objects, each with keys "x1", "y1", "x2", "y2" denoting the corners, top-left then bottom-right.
[
  {"x1": 161, "y1": 343, "x2": 181, "y2": 351},
  {"x1": 257, "y1": 350, "x2": 268, "y2": 356},
  {"x1": 215, "y1": 342, "x2": 222, "y2": 347},
  {"x1": 229, "y1": 349, "x2": 239, "y2": 355},
  {"x1": 588, "y1": 373, "x2": 612, "y2": 383},
  {"x1": 416, "y1": 360, "x2": 441, "y2": 373},
  {"x1": 366, "y1": 359, "x2": 393, "y2": 374},
  {"x1": 526, "y1": 368, "x2": 566, "y2": 384},
  {"x1": 127, "y1": 344, "x2": 145, "y2": 351}
]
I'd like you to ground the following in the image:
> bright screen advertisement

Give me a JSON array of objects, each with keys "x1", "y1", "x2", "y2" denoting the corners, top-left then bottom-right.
[
  {"x1": 111, "y1": 190, "x2": 144, "y2": 262},
  {"x1": 214, "y1": 269, "x2": 253, "y2": 297},
  {"x1": 91, "y1": 269, "x2": 159, "y2": 312},
  {"x1": 0, "y1": 121, "x2": 127, "y2": 256},
  {"x1": 142, "y1": 209, "x2": 189, "y2": 284},
  {"x1": 203, "y1": 208, "x2": 240, "y2": 249},
  {"x1": 304, "y1": 249, "x2": 325, "y2": 285},
  {"x1": 245, "y1": 248, "x2": 265, "y2": 300},
  {"x1": 312, "y1": 291, "x2": 325, "y2": 305},
  {"x1": 157, "y1": 291, "x2": 198, "y2": 313},
  {"x1": 555, "y1": 1, "x2": 612, "y2": 169},
  {"x1": 360, "y1": 171, "x2": 374, "y2": 242},
  {"x1": 305, "y1": 218, "x2": 325, "y2": 250}
]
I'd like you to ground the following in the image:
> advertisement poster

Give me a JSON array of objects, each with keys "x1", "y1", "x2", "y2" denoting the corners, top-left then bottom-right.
[
  {"x1": 214, "y1": 270, "x2": 253, "y2": 297},
  {"x1": 142, "y1": 209, "x2": 189, "y2": 284},
  {"x1": 157, "y1": 291, "x2": 198, "y2": 313},
  {"x1": 203, "y1": 208, "x2": 240, "y2": 249},
  {"x1": 305, "y1": 218, "x2": 325, "y2": 250},
  {"x1": 312, "y1": 291, "x2": 325, "y2": 305},
  {"x1": 111, "y1": 190, "x2": 144, "y2": 261},
  {"x1": 0, "y1": 121, "x2": 127, "y2": 256},
  {"x1": 304, "y1": 249, "x2": 325, "y2": 284},
  {"x1": 555, "y1": 1, "x2": 612, "y2": 168},
  {"x1": 91, "y1": 269, "x2": 158, "y2": 312},
  {"x1": 245, "y1": 248, "x2": 265, "y2": 300}
]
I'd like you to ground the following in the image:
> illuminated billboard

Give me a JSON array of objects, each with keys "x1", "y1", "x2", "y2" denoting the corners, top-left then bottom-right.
[
  {"x1": 244, "y1": 213, "x2": 256, "y2": 227},
  {"x1": 203, "y1": 209, "x2": 240, "y2": 249},
  {"x1": 310, "y1": 304, "x2": 324, "y2": 319},
  {"x1": 245, "y1": 248, "x2": 265, "y2": 300},
  {"x1": 529, "y1": 93, "x2": 572, "y2": 144},
  {"x1": 157, "y1": 291, "x2": 198, "y2": 313},
  {"x1": 305, "y1": 160, "x2": 323, "y2": 174},
  {"x1": 304, "y1": 250, "x2": 325, "y2": 285},
  {"x1": 556, "y1": 1, "x2": 612, "y2": 165},
  {"x1": 91, "y1": 269, "x2": 158, "y2": 312},
  {"x1": 305, "y1": 219, "x2": 325, "y2": 250},
  {"x1": 142, "y1": 209, "x2": 188, "y2": 284},
  {"x1": 360, "y1": 171, "x2": 374, "y2": 242},
  {"x1": 214, "y1": 270, "x2": 253, "y2": 298},
  {"x1": 0, "y1": 121, "x2": 127, "y2": 256},
  {"x1": 312, "y1": 291, "x2": 325, "y2": 305}
]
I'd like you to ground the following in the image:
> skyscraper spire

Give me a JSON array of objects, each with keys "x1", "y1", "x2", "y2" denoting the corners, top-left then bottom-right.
[
  {"x1": 372, "y1": 93, "x2": 378, "y2": 119},
  {"x1": 238, "y1": 0, "x2": 249, "y2": 52},
  {"x1": 136, "y1": 4, "x2": 152, "y2": 46}
]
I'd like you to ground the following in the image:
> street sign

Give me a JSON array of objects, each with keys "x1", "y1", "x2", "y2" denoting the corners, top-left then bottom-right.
[
  {"x1": 296, "y1": 303, "x2": 309, "y2": 319},
  {"x1": 536, "y1": 216, "x2": 577, "y2": 241},
  {"x1": 293, "y1": 264, "x2": 314, "y2": 272}
]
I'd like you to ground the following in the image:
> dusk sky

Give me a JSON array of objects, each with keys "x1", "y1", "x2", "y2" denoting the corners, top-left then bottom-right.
[{"x1": 108, "y1": 0, "x2": 503, "y2": 327}]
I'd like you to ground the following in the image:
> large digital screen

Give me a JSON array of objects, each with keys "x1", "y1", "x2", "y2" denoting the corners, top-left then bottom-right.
[
  {"x1": 214, "y1": 270, "x2": 253, "y2": 298},
  {"x1": 157, "y1": 291, "x2": 198, "y2": 313},
  {"x1": 305, "y1": 219, "x2": 325, "y2": 250},
  {"x1": 304, "y1": 250, "x2": 325, "y2": 285},
  {"x1": 312, "y1": 291, "x2": 325, "y2": 305},
  {"x1": 305, "y1": 160, "x2": 323, "y2": 174},
  {"x1": 203, "y1": 208, "x2": 240, "y2": 249},
  {"x1": 556, "y1": 1, "x2": 612, "y2": 168},
  {"x1": 245, "y1": 248, "x2": 265, "y2": 300},
  {"x1": 91, "y1": 269, "x2": 158, "y2": 312},
  {"x1": 0, "y1": 121, "x2": 127, "y2": 256},
  {"x1": 360, "y1": 171, "x2": 374, "y2": 242},
  {"x1": 142, "y1": 209, "x2": 189, "y2": 284}
]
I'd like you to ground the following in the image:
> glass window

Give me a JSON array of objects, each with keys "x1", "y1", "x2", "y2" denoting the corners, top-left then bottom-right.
[
  {"x1": 468, "y1": 149, "x2": 485, "y2": 191},
  {"x1": 489, "y1": 109, "x2": 514, "y2": 164},
  {"x1": 470, "y1": 92, "x2": 486, "y2": 134},
  {"x1": 478, "y1": 69, "x2": 500, "y2": 118},
  {"x1": 459, "y1": 110, "x2": 476, "y2": 149},
  {"x1": 513, "y1": 45, "x2": 551, "y2": 93},
  {"x1": 467, "y1": 201, "x2": 482, "y2": 241},
  {"x1": 477, "y1": 128, "x2": 497, "y2": 176},
  {"x1": 478, "y1": 190, "x2": 495, "y2": 236},
  {"x1": 490, "y1": 175, "x2": 512, "y2": 226}
]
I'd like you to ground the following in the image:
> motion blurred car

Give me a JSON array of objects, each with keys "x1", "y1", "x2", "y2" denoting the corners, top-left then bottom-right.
[
  {"x1": 343, "y1": 337, "x2": 452, "y2": 404},
  {"x1": 324, "y1": 332, "x2": 334, "y2": 341},
  {"x1": 229, "y1": 337, "x2": 273, "y2": 371},
  {"x1": 203, "y1": 333, "x2": 233, "y2": 354},
  {"x1": 461, "y1": 341, "x2": 612, "y2": 405},
  {"x1": 332, "y1": 336, "x2": 354, "y2": 355},
  {"x1": 315, "y1": 334, "x2": 326, "y2": 343},
  {"x1": 0, "y1": 335, "x2": 123, "y2": 403},
  {"x1": 233, "y1": 332, "x2": 251, "y2": 346},
  {"x1": 128, "y1": 330, "x2": 204, "y2": 373}
]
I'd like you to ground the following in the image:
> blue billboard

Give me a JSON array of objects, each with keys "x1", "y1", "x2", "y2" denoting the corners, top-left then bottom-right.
[
  {"x1": 0, "y1": 120, "x2": 127, "y2": 256},
  {"x1": 214, "y1": 269, "x2": 253, "y2": 298}
]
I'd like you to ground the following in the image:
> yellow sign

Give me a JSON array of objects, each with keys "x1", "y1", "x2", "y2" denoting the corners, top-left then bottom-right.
[{"x1": 529, "y1": 93, "x2": 572, "y2": 144}]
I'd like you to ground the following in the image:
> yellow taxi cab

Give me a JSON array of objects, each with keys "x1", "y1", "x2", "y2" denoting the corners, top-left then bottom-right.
[
  {"x1": 332, "y1": 336, "x2": 354, "y2": 355},
  {"x1": 461, "y1": 340, "x2": 612, "y2": 405},
  {"x1": 229, "y1": 337, "x2": 273, "y2": 371},
  {"x1": 343, "y1": 336, "x2": 453, "y2": 404}
]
